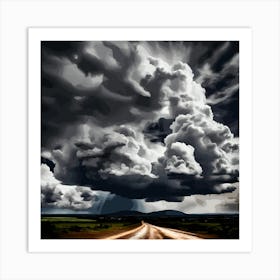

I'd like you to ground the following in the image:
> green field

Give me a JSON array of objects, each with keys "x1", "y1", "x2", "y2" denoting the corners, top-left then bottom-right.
[
  {"x1": 145, "y1": 219, "x2": 239, "y2": 239},
  {"x1": 41, "y1": 214, "x2": 239, "y2": 239},
  {"x1": 41, "y1": 217, "x2": 139, "y2": 239}
]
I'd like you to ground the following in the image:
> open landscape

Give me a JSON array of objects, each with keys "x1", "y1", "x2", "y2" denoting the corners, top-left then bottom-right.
[
  {"x1": 40, "y1": 41, "x2": 240, "y2": 242},
  {"x1": 41, "y1": 211, "x2": 239, "y2": 239}
]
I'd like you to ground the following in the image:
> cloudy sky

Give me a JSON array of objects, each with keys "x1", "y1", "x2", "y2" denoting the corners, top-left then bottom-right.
[{"x1": 41, "y1": 41, "x2": 239, "y2": 215}]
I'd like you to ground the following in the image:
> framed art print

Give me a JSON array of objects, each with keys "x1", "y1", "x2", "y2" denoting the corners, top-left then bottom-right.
[
  {"x1": 2, "y1": 0, "x2": 280, "y2": 279},
  {"x1": 28, "y1": 27, "x2": 252, "y2": 253}
]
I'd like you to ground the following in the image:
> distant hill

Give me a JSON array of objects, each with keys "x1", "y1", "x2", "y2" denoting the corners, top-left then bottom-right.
[
  {"x1": 146, "y1": 210, "x2": 188, "y2": 217},
  {"x1": 106, "y1": 209, "x2": 188, "y2": 217},
  {"x1": 41, "y1": 211, "x2": 239, "y2": 218}
]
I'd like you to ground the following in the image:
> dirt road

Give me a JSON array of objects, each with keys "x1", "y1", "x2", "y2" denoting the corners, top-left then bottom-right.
[{"x1": 105, "y1": 221, "x2": 202, "y2": 239}]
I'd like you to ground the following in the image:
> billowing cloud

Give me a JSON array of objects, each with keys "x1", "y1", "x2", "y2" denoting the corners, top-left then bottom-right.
[
  {"x1": 41, "y1": 164, "x2": 99, "y2": 210},
  {"x1": 162, "y1": 142, "x2": 202, "y2": 176},
  {"x1": 41, "y1": 41, "x2": 239, "y2": 209}
]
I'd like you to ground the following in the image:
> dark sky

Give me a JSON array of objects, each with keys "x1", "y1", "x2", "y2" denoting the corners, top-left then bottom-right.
[{"x1": 41, "y1": 41, "x2": 239, "y2": 214}]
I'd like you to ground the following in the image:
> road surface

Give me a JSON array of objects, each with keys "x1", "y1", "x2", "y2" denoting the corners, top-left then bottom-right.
[{"x1": 105, "y1": 221, "x2": 202, "y2": 239}]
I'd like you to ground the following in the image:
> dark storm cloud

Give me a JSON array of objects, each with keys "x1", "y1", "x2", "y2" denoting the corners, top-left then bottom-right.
[
  {"x1": 194, "y1": 42, "x2": 239, "y2": 135},
  {"x1": 41, "y1": 41, "x2": 239, "y2": 204},
  {"x1": 41, "y1": 42, "x2": 165, "y2": 148},
  {"x1": 41, "y1": 41, "x2": 84, "y2": 59},
  {"x1": 100, "y1": 195, "x2": 135, "y2": 214},
  {"x1": 210, "y1": 90, "x2": 239, "y2": 136},
  {"x1": 144, "y1": 118, "x2": 173, "y2": 143},
  {"x1": 41, "y1": 185, "x2": 62, "y2": 204},
  {"x1": 41, "y1": 164, "x2": 99, "y2": 210},
  {"x1": 41, "y1": 156, "x2": 55, "y2": 172}
]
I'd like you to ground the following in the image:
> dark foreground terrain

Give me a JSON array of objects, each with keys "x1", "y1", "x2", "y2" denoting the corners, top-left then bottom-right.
[{"x1": 41, "y1": 211, "x2": 239, "y2": 239}]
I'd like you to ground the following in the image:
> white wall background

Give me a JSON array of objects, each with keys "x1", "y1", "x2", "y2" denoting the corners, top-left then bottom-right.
[{"x1": 0, "y1": 0, "x2": 279, "y2": 279}]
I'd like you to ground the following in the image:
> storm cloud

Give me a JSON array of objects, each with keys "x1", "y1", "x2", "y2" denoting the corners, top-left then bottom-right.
[
  {"x1": 41, "y1": 164, "x2": 99, "y2": 210},
  {"x1": 41, "y1": 41, "x2": 239, "y2": 211}
]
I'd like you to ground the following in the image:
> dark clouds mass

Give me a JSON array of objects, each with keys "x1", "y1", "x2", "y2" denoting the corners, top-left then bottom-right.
[{"x1": 41, "y1": 41, "x2": 239, "y2": 210}]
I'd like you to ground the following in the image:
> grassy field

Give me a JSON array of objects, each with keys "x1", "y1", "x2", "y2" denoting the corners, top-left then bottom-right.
[
  {"x1": 41, "y1": 214, "x2": 239, "y2": 239},
  {"x1": 143, "y1": 217, "x2": 239, "y2": 239},
  {"x1": 41, "y1": 217, "x2": 140, "y2": 239}
]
